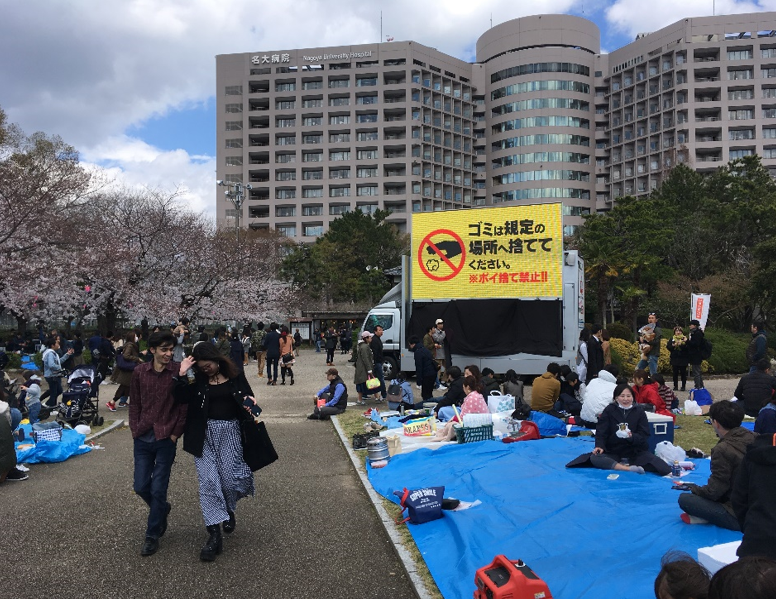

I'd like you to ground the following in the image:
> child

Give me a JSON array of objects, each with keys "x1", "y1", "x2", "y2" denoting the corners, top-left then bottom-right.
[
  {"x1": 20, "y1": 373, "x2": 42, "y2": 425},
  {"x1": 653, "y1": 373, "x2": 679, "y2": 411},
  {"x1": 654, "y1": 550, "x2": 711, "y2": 599}
]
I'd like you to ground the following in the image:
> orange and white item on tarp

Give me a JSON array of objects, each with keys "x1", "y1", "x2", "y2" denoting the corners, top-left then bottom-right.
[
  {"x1": 473, "y1": 555, "x2": 554, "y2": 599},
  {"x1": 402, "y1": 415, "x2": 437, "y2": 436}
]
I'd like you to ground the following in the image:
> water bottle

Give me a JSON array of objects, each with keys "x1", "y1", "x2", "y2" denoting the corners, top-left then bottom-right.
[
  {"x1": 186, "y1": 367, "x2": 196, "y2": 384},
  {"x1": 671, "y1": 460, "x2": 682, "y2": 477}
]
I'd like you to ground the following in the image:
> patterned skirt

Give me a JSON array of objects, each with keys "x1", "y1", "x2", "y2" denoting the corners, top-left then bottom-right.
[{"x1": 195, "y1": 419, "x2": 255, "y2": 526}]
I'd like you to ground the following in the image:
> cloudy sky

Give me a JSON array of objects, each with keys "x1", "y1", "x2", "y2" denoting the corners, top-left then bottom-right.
[{"x1": 2, "y1": 0, "x2": 774, "y2": 220}]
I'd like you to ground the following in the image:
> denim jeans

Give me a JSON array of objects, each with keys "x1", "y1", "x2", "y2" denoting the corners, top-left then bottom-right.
[
  {"x1": 266, "y1": 356, "x2": 279, "y2": 382},
  {"x1": 10, "y1": 407, "x2": 22, "y2": 430},
  {"x1": 26, "y1": 402, "x2": 41, "y2": 425},
  {"x1": 678, "y1": 493, "x2": 740, "y2": 530},
  {"x1": 373, "y1": 362, "x2": 386, "y2": 398},
  {"x1": 133, "y1": 437, "x2": 177, "y2": 540},
  {"x1": 637, "y1": 356, "x2": 658, "y2": 376},
  {"x1": 691, "y1": 364, "x2": 704, "y2": 388}
]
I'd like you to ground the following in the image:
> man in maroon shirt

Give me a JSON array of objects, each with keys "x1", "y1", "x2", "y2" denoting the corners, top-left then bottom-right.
[{"x1": 129, "y1": 331, "x2": 187, "y2": 557}]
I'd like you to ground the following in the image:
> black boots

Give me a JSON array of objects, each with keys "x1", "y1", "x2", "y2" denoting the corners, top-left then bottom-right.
[
  {"x1": 223, "y1": 510, "x2": 236, "y2": 534},
  {"x1": 290, "y1": 377, "x2": 294, "y2": 386},
  {"x1": 200, "y1": 524, "x2": 223, "y2": 561}
]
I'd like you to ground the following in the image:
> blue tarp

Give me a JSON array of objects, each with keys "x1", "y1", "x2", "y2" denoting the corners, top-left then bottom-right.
[
  {"x1": 368, "y1": 436, "x2": 740, "y2": 599},
  {"x1": 15, "y1": 424, "x2": 91, "y2": 464}
]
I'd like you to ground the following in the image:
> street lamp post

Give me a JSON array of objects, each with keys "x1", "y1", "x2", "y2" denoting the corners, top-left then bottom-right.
[{"x1": 217, "y1": 180, "x2": 253, "y2": 244}]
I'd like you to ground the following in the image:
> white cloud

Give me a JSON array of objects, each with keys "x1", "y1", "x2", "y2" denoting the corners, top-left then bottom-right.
[
  {"x1": 605, "y1": 0, "x2": 773, "y2": 39},
  {"x1": 1, "y1": 0, "x2": 582, "y2": 218},
  {"x1": 81, "y1": 136, "x2": 217, "y2": 219}
]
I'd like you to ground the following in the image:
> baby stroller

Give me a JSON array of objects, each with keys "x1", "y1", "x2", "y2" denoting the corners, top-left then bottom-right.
[{"x1": 57, "y1": 365, "x2": 104, "y2": 427}]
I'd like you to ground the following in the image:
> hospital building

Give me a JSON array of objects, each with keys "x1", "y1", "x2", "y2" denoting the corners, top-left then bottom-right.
[{"x1": 216, "y1": 12, "x2": 776, "y2": 240}]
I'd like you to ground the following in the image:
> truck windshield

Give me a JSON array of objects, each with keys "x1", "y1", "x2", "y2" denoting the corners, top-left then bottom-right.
[{"x1": 365, "y1": 314, "x2": 393, "y2": 332}]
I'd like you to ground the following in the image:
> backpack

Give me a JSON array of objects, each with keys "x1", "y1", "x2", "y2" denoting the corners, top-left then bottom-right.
[
  {"x1": 511, "y1": 398, "x2": 532, "y2": 421},
  {"x1": 700, "y1": 338, "x2": 713, "y2": 360},
  {"x1": 386, "y1": 382, "x2": 402, "y2": 404}
]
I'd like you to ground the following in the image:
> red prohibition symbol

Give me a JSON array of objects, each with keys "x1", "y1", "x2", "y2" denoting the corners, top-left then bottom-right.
[{"x1": 417, "y1": 229, "x2": 466, "y2": 282}]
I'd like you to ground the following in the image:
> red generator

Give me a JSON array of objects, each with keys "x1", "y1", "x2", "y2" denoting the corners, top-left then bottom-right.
[{"x1": 473, "y1": 555, "x2": 553, "y2": 599}]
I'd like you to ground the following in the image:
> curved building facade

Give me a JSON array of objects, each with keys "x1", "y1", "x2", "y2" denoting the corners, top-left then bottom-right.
[{"x1": 477, "y1": 15, "x2": 600, "y2": 234}]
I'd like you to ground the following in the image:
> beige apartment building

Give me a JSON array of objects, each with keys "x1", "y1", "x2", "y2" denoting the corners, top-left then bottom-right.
[{"x1": 216, "y1": 12, "x2": 776, "y2": 240}]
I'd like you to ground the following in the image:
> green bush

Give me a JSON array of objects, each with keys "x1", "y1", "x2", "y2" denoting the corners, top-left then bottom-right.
[
  {"x1": 606, "y1": 322, "x2": 634, "y2": 342},
  {"x1": 704, "y1": 329, "x2": 750, "y2": 375}
]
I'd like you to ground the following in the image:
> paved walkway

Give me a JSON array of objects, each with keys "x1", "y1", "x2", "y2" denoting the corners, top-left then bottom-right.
[{"x1": 2, "y1": 349, "x2": 417, "y2": 599}]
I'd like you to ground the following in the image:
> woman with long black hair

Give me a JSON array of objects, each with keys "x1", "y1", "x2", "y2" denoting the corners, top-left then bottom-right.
[{"x1": 175, "y1": 342, "x2": 258, "y2": 561}]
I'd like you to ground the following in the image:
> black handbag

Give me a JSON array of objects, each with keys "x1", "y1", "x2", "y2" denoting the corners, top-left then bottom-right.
[
  {"x1": 240, "y1": 419, "x2": 278, "y2": 472},
  {"x1": 281, "y1": 353, "x2": 294, "y2": 364}
]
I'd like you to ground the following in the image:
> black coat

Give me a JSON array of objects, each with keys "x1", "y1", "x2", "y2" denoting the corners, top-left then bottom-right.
[
  {"x1": 666, "y1": 338, "x2": 689, "y2": 367},
  {"x1": 686, "y1": 328, "x2": 705, "y2": 365},
  {"x1": 433, "y1": 376, "x2": 466, "y2": 414},
  {"x1": 586, "y1": 336, "x2": 605, "y2": 384},
  {"x1": 566, "y1": 403, "x2": 672, "y2": 475},
  {"x1": 734, "y1": 371, "x2": 776, "y2": 417},
  {"x1": 173, "y1": 372, "x2": 255, "y2": 458},
  {"x1": 413, "y1": 345, "x2": 436, "y2": 380},
  {"x1": 732, "y1": 434, "x2": 776, "y2": 560},
  {"x1": 263, "y1": 330, "x2": 281, "y2": 358}
]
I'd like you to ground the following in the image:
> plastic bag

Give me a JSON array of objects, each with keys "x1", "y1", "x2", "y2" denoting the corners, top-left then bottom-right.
[
  {"x1": 684, "y1": 399, "x2": 703, "y2": 416},
  {"x1": 655, "y1": 440, "x2": 687, "y2": 464},
  {"x1": 487, "y1": 391, "x2": 515, "y2": 414},
  {"x1": 491, "y1": 411, "x2": 514, "y2": 436}
]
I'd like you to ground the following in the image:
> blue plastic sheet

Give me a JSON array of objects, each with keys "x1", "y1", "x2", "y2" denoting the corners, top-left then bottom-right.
[
  {"x1": 15, "y1": 424, "x2": 92, "y2": 464},
  {"x1": 368, "y1": 436, "x2": 740, "y2": 599}
]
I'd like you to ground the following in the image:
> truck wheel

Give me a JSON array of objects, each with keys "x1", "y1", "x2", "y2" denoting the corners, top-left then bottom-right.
[{"x1": 383, "y1": 357, "x2": 399, "y2": 380}]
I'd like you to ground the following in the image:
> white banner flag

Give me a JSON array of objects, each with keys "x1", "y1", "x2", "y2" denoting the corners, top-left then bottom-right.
[{"x1": 691, "y1": 294, "x2": 711, "y2": 330}]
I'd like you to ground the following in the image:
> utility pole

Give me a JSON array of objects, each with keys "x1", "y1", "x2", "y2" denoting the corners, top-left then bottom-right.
[{"x1": 217, "y1": 180, "x2": 252, "y2": 245}]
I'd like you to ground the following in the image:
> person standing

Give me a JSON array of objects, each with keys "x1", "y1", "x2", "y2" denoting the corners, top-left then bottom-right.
[
  {"x1": 667, "y1": 326, "x2": 689, "y2": 391},
  {"x1": 431, "y1": 319, "x2": 446, "y2": 378},
  {"x1": 128, "y1": 331, "x2": 188, "y2": 557},
  {"x1": 251, "y1": 322, "x2": 267, "y2": 378},
  {"x1": 586, "y1": 325, "x2": 605, "y2": 384},
  {"x1": 175, "y1": 343, "x2": 258, "y2": 562},
  {"x1": 324, "y1": 326, "x2": 338, "y2": 366},
  {"x1": 70, "y1": 332, "x2": 85, "y2": 368},
  {"x1": 279, "y1": 331, "x2": 295, "y2": 385},
  {"x1": 228, "y1": 332, "x2": 244, "y2": 374},
  {"x1": 747, "y1": 322, "x2": 768, "y2": 374},
  {"x1": 293, "y1": 329, "x2": 303, "y2": 357},
  {"x1": 409, "y1": 335, "x2": 436, "y2": 403},
  {"x1": 41, "y1": 336, "x2": 73, "y2": 408},
  {"x1": 369, "y1": 325, "x2": 387, "y2": 402},
  {"x1": 106, "y1": 331, "x2": 143, "y2": 412},
  {"x1": 354, "y1": 331, "x2": 375, "y2": 405},
  {"x1": 637, "y1": 313, "x2": 662, "y2": 376},
  {"x1": 241, "y1": 329, "x2": 251, "y2": 365},
  {"x1": 687, "y1": 319, "x2": 706, "y2": 389},
  {"x1": 308, "y1": 367, "x2": 348, "y2": 420},
  {"x1": 263, "y1": 323, "x2": 281, "y2": 386}
]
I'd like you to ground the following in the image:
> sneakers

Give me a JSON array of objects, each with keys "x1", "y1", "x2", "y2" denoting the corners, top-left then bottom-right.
[
  {"x1": 105, "y1": 402, "x2": 117, "y2": 412},
  {"x1": 118, "y1": 400, "x2": 129, "y2": 408},
  {"x1": 437, "y1": 385, "x2": 448, "y2": 391},
  {"x1": 680, "y1": 513, "x2": 709, "y2": 525},
  {"x1": 687, "y1": 447, "x2": 706, "y2": 459},
  {"x1": 5, "y1": 468, "x2": 29, "y2": 481},
  {"x1": 356, "y1": 400, "x2": 366, "y2": 406}
]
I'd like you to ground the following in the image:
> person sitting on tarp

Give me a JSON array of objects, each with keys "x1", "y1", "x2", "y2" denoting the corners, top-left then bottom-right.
[
  {"x1": 433, "y1": 366, "x2": 465, "y2": 420},
  {"x1": 480, "y1": 368, "x2": 500, "y2": 397},
  {"x1": 531, "y1": 363, "x2": 562, "y2": 415},
  {"x1": 555, "y1": 368, "x2": 583, "y2": 416},
  {"x1": 307, "y1": 368, "x2": 348, "y2": 421},
  {"x1": 578, "y1": 364, "x2": 619, "y2": 428},
  {"x1": 633, "y1": 370, "x2": 675, "y2": 420},
  {"x1": 567, "y1": 383, "x2": 672, "y2": 476},
  {"x1": 678, "y1": 400, "x2": 755, "y2": 529},
  {"x1": 733, "y1": 358, "x2": 776, "y2": 418}
]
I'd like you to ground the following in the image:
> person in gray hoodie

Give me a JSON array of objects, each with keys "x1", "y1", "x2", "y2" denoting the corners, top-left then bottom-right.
[{"x1": 21, "y1": 373, "x2": 42, "y2": 424}]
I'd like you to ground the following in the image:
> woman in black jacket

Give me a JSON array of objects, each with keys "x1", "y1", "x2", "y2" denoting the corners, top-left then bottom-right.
[
  {"x1": 567, "y1": 383, "x2": 671, "y2": 476},
  {"x1": 175, "y1": 343, "x2": 258, "y2": 562},
  {"x1": 667, "y1": 326, "x2": 689, "y2": 391}
]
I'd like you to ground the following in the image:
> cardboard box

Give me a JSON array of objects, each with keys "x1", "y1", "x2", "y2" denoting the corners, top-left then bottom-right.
[{"x1": 646, "y1": 412, "x2": 674, "y2": 454}]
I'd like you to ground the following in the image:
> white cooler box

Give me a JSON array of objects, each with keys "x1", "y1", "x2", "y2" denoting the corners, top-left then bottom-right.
[
  {"x1": 646, "y1": 412, "x2": 674, "y2": 454},
  {"x1": 698, "y1": 541, "x2": 740, "y2": 575}
]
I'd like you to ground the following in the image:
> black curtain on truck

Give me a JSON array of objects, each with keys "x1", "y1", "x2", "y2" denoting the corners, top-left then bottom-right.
[{"x1": 408, "y1": 299, "x2": 563, "y2": 357}]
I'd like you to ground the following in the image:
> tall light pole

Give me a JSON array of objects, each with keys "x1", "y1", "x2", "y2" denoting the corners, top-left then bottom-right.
[{"x1": 217, "y1": 180, "x2": 252, "y2": 244}]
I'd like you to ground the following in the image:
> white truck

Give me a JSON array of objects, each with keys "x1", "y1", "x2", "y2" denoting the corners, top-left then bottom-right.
[{"x1": 362, "y1": 204, "x2": 584, "y2": 379}]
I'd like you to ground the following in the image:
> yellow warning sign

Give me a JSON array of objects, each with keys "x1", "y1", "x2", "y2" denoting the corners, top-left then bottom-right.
[{"x1": 411, "y1": 203, "x2": 563, "y2": 299}]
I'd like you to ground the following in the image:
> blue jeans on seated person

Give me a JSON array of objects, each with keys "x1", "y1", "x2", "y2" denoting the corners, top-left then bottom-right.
[
  {"x1": 26, "y1": 402, "x2": 41, "y2": 425},
  {"x1": 437, "y1": 406, "x2": 457, "y2": 422},
  {"x1": 678, "y1": 492, "x2": 740, "y2": 531},
  {"x1": 133, "y1": 436, "x2": 177, "y2": 540},
  {"x1": 10, "y1": 407, "x2": 22, "y2": 431}
]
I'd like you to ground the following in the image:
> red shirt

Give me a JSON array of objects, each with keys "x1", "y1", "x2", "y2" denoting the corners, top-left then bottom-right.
[{"x1": 129, "y1": 360, "x2": 187, "y2": 440}]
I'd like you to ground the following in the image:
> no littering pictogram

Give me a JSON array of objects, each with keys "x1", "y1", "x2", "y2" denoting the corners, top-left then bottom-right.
[{"x1": 418, "y1": 229, "x2": 466, "y2": 282}]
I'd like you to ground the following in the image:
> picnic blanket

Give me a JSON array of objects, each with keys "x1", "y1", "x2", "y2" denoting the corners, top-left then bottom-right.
[
  {"x1": 368, "y1": 436, "x2": 740, "y2": 599},
  {"x1": 15, "y1": 424, "x2": 91, "y2": 464}
]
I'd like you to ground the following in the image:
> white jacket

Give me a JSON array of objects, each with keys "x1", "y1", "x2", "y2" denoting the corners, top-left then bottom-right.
[{"x1": 580, "y1": 369, "x2": 617, "y2": 423}]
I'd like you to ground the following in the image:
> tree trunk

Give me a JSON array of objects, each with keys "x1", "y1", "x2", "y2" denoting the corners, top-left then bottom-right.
[{"x1": 15, "y1": 314, "x2": 27, "y2": 335}]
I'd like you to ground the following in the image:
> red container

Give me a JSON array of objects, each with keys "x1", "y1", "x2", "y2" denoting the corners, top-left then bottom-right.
[{"x1": 473, "y1": 555, "x2": 553, "y2": 599}]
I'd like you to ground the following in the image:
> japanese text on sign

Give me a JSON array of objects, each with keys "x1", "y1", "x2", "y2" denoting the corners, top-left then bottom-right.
[{"x1": 411, "y1": 204, "x2": 563, "y2": 299}]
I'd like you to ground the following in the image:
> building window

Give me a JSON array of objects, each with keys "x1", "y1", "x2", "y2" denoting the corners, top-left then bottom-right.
[
  {"x1": 329, "y1": 151, "x2": 351, "y2": 161},
  {"x1": 357, "y1": 167, "x2": 378, "y2": 177},
  {"x1": 276, "y1": 118, "x2": 296, "y2": 128},
  {"x1": 729, "y1": 89, "x2": 754, "y2": 100},
  {"x1": 302, "y1": 205, "x2": 323, "y2": 216},
  {"x1": 302, "y1": 81, "x2": 323, "y2": 90},
  {"x1": 276, "y1": 135, "x2": 296, "y2": 146},
  {"x1": 329, "y1": 133, "x2": 351, "y2": 143},
  {"x1": 330, "y1": 115, "x2": 351, "y2": 125},
  {"x1": 728, "y1": 49, "x2": 753, "y2": 60},
  {"x1": 276, "y1": 206, "x2": 296, "y2": 217},
  {"x1": 357, "y1": 185, "x2": 378, "y2": 196},
  {"x1": 276, "y1": 100, "x2": 295, "y2": 110},
  {"x1": 302, "y1": 169, "x2": 323, "y2": 180},
  {"x1": 225, "y1": 139, "x2": 243, "y2": 148},
  {"x1": 357, "y1": 149, "x2": 379, "y2": 159},
  {"x1": 729, "y1": 109, "x2": 754, "y2": 120},
  {"x1": 303, "y1": 116, "x2": 323, "y2": 126},
  {"x1": 304, "y1": 224, "x2": 324, "y2": 236},
  {"x1": 303, "y1": 134, "x2": 322, "y2": 144},
  {"x1": 330, "y1": 186, "x2": 351, "y2": 197},
  {"x1": 329, "y1": 79, "x2": 350, "y2": 88},
  {"x1": 763, "y1": 68, "x2": 776, "y2": 78},
  {"x1": 276, "y1": 83, "x2": 296, "y2": 92},
  {"x1": 763, "y1": 128, "x2": 776, "y2": 138},
  {"x1": 224, "y1": 156, "x2": 243, "y2": 166},
  {"x1": 225, "y1": 103, "x2": 243, "y2": 113},
  {"x1": 329, "y1": 97, "x2": 350, "y2": 106},
  {"x1": 729, "y1": 129, "x2": 754, "y2": 140},
  {"x1": 764, "y1": 108, "x2": 776, "y2": 119},
  {"x1": 225, "y1": 85, "x2": 243, "y2": 95},
  {"x1": 276, "y1": 153, "x2": 296, "y2": 163},
  {"x1": 330, "y1": 204, "x2": 350, "y2": 215},
  {"x1": 330, "y1": 168, "x2": 351, "y2": 179},
  {"x1": 302, "y1": 99, "x2": 323, "y2": 108},
  {"x1": 225, "y1": 121, "x2": 243, "y2": 131},
  {"x1": 728, "y1": 69, "x2": 753, "y2": 80},
  {"x1": 276, "y1": 171, "x2": 296, "y2": 181},
  {"x1": 356, "y1": 113, "x2": 378, "y2": 123},
  {"x1": 729, "y1": 148, "x2": 754, "y2": 159},
  {"x1": 302, "y1": 188, "x2": 323, "y2": 198},
  {"x1": 763, "y1": 147, "x2": 776, "y2": 159},
  {"x1": 276, "y1": 225, "x2": 296, "y2": 237},
  {"x1": 356, "y1": 77, "x2": 377, "y2": 86},
  {"x1": 302, "y1": 152, "x2": 323, "y2": 162},
  {"x1": 357, "y1": 130, "x2": 379, "y2": 141},
  {"x1": 275, "y1": 189, "x2": 296, "y2": 200}
]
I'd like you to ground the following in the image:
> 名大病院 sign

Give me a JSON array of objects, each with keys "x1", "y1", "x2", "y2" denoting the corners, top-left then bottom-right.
[{"x1": 411, "y1": 203, "x2": 564, "y2": 299}]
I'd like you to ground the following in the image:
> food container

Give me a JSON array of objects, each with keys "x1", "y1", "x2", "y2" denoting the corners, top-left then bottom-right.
[{"x1": 366, "y1": 436, "x2": 390, "y2": 463}]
